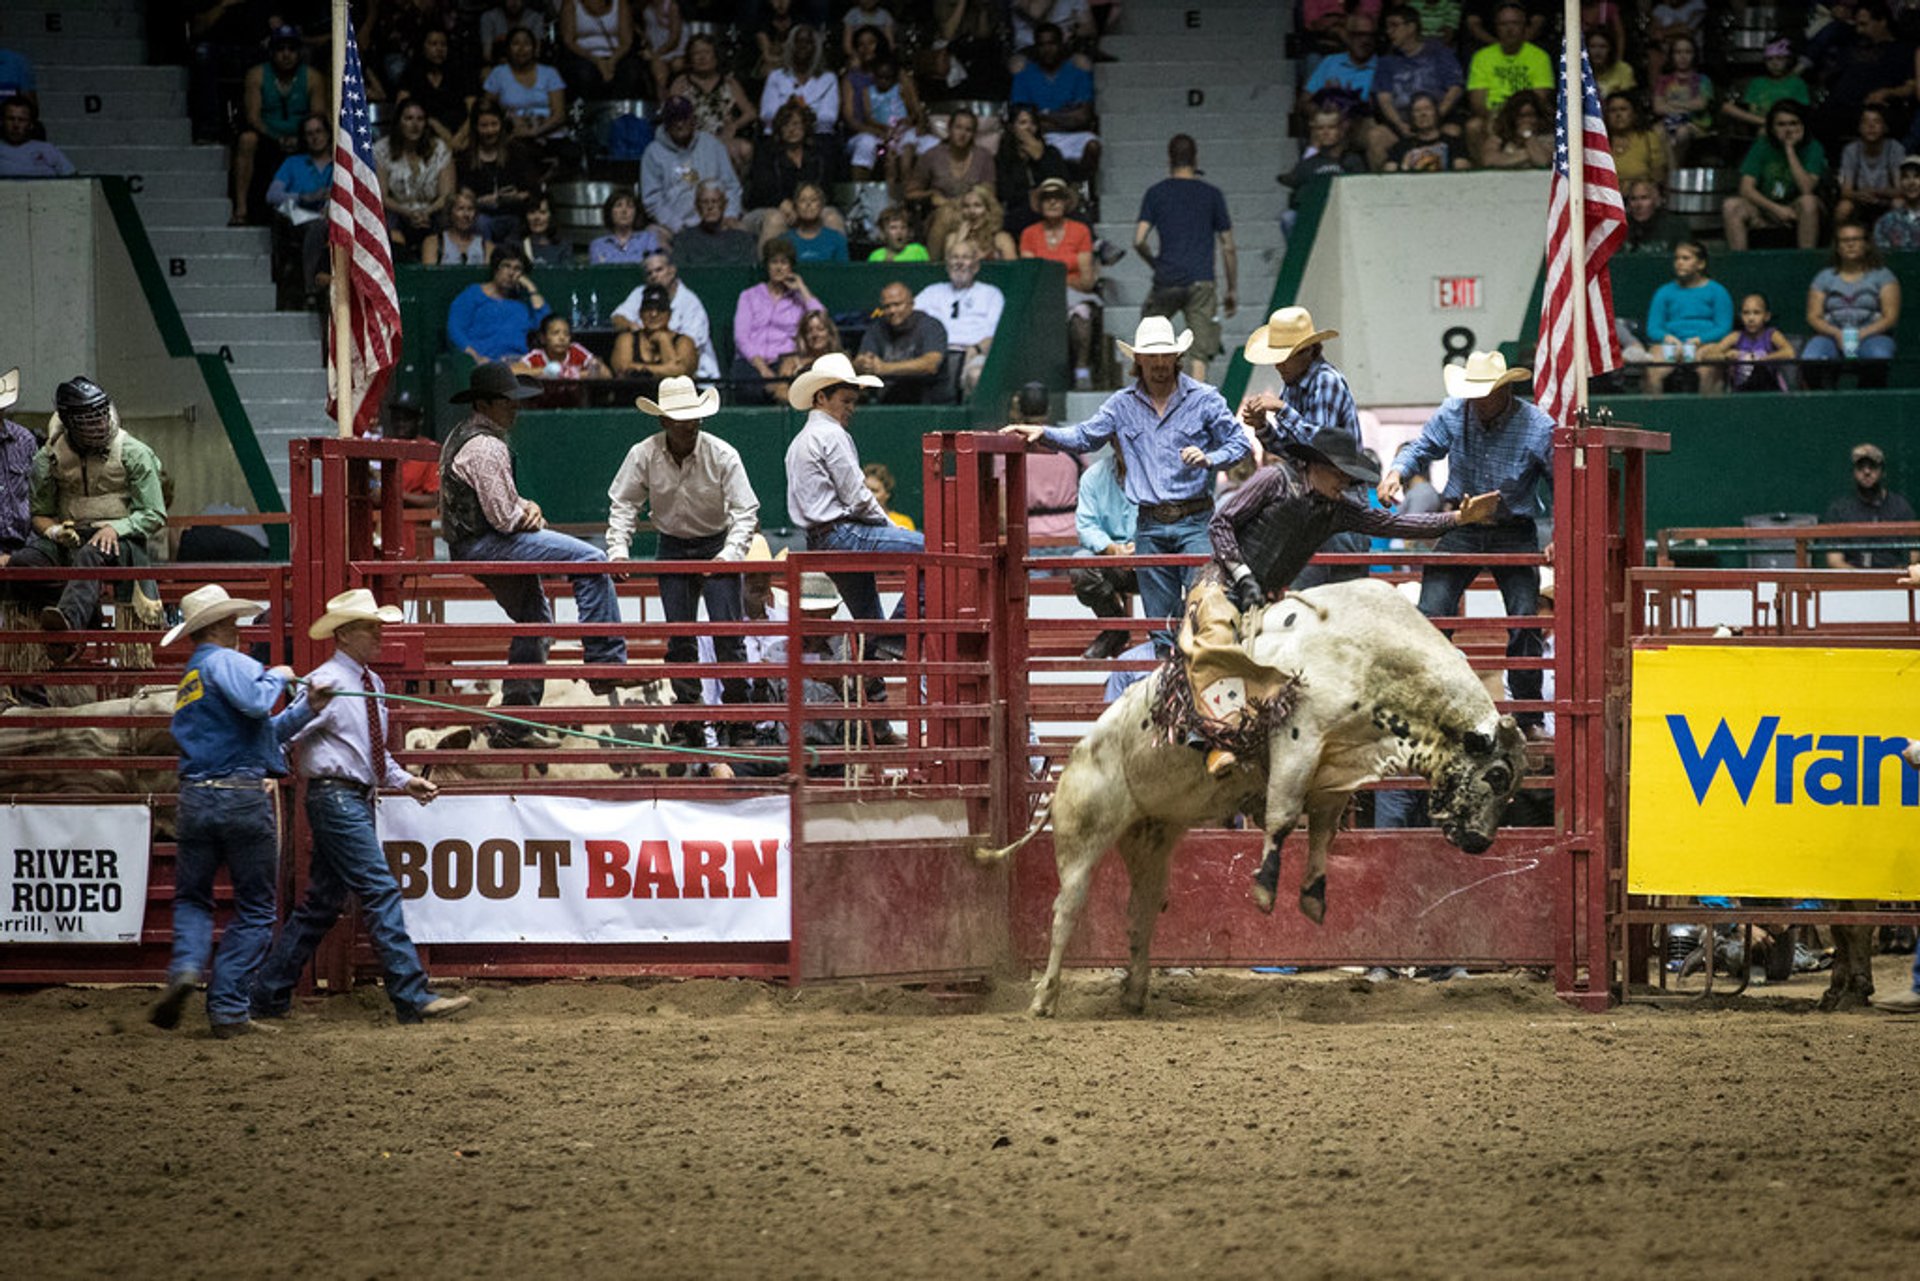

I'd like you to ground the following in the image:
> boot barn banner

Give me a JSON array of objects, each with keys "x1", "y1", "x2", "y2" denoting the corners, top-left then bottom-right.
[
  {"x1": 0, "y1": 804, "x2": 151, "y2": 943},
  {"x1": 1628, "y1": 645, "x2": 1920, "y2": 898},
  {"x1": 376, "y1": 793, "x2": 792, "y2": 943}
]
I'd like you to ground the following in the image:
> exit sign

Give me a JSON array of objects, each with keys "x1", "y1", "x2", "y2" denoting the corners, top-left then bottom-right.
[{"x1": 1434, "y1": 276, "x2": 1482, "y2": 310}]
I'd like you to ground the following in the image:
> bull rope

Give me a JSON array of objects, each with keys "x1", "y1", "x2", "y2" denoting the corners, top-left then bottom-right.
[{"x1": 1412, "y1": 844, "x2": 1549, "y2": 919}]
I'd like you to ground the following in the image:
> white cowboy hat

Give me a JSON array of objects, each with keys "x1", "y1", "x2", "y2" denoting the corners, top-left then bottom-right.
[
  {"x1": 308, "y1": 587, "x2": 404, "y2": 639},
  {"x1": 0, "y1": 367, "x2": 18, "y2": 412},
  {"x1": 634, "y1": 375, "x2": 721, "y2": 420},
  {"x1": 1115, "y1": 315, "x2": 1194, "y2": 362},
  {"x1": 1243, "y1": 306, "x2": 1338, "y2": 364},
  {"x1": 1444, "y1": 350, "x2": 1532, "y2": 400},
  {"x1": 163, "y1": 584, "x2": 267, "y2": 647},
  {"x1": 787, "y1": 352, "x2": 883, "y2": 412},
  {"x1": 794, "y1": 572, "x2": 843, "y2": 613}
]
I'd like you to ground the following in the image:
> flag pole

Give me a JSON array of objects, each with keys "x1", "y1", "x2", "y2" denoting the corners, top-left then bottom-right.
[
  {"x1": 330, "y1": 0, "x2": 353, "y2": 438},
  {"x1": 1562, "y1": 0, "x2": 1588, "y2": 422}
]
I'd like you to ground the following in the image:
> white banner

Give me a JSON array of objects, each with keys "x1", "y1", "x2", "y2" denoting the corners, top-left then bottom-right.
[
  {"x1": 376, "y1": 794, "x2": 792, "y2": 944},
  {"x1": 0, "y1": 804, "x2": 151, "y2": 944}
]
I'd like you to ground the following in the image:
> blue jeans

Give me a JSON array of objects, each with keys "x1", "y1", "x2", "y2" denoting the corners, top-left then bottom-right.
[
  {"x1": 659, "y1": 531, "x2": 748, "y2": 740},
  {"x1": 253, "y1": 785, "x2": 434, "y2": 1022},
  {"x1": 169, "y1": 785, "x2": 281, "y2": 1027},
  {"x1": 1135, "y1": 511, "x2": 1212, "y2": 651},
  {"x1": 1418, "y1": 520, "x2": 1543, "y2": 729},
  {"x1": 809, "y1": 520, "x2": 926, "y2": 701},
  {"x1": 1801, "y1": 333, "x2": 1895, "y2": 389},
  {"x1": 454, "y1": 528, "x2": 627, "y2": 706}
]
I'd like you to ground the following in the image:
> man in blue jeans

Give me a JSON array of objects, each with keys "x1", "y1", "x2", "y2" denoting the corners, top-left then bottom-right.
[
  {"x1": 1003, "y1": 316, "x2": 1248, "y2": 653},
  {"x1": 441, "y1": 363, "x2": 630, "y2": 745},
  {"x1": 152, "y1": 584, "x2": 323, "y2": 1038},
  {"x1": 253, "y1": 589, "x2": 471, "y2": 1025}
]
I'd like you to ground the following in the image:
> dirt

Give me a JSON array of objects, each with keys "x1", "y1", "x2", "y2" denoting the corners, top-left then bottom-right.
[{"x1": 5, "y1": 960, "x2": 1920, "y2": 1280}]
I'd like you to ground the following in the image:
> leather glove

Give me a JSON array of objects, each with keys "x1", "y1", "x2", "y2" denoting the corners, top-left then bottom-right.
[
  {"x1": 49, "y1": 523, "x2": 82, "y2": 549},
  {"x1": 1229, "y1": 571, "x2": 1264, "y2": 615}
]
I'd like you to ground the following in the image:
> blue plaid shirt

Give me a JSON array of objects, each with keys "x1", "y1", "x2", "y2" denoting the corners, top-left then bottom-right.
[
  {"x1": 1042, "y1": 374, "x2": 1248, "y2": 507},
  {"x1": 1393, "y1": 395, "x2": 1554, "y2": 520},
  {"x1": 1255, "y1": 354, "x2": 1362, "y2": 456}
]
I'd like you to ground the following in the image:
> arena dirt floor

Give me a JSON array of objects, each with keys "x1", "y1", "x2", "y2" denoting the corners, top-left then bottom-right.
[{"x1": 5, "y1": 958, "x2": 1919, "y2": 1279}]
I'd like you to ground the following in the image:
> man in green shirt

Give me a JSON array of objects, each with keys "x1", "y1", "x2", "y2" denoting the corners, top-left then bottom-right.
[
  {"x1": 1465, "y1": 4, "x2": 1552, "y2": 151},
  {"x1": 866, "y1": 205, "x2": 930, "y2": 263}
]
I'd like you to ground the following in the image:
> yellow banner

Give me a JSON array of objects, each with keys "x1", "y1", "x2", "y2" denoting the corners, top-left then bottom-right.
[{"x1": 1628, "y1": 646, "x2": 1920, "y2": 898}]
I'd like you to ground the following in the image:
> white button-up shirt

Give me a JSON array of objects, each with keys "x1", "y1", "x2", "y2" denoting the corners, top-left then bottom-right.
[
  {"x1": 606, "y1": 430, "x2": 760, "y2": 560},
  {"x1": 290, "y1": 650, "x2": 414, "y2": 790},
  {"x1": 784, "y1": 409, "x2": 889, "y2": 530}
]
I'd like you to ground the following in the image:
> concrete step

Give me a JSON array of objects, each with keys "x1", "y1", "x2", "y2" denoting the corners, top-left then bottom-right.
[
  {"x1": 1095, "y1": 81, "x2": 1293, "y2": 117},
  {"x1": 230, "y1": 367, "x2": 327, "y2": 402},
  {"x1": 166, "y1": 280, "x2": 279, "y2": 312},
  {"x1": 206, "y1": 339, "x2": 326, "y2": 368},
  {"x1": 1096, "y1": 219, "x2": 1284, "y2": 252},
  {"x1": 1110, "y1": 4, "x2": 1285, "y2": 38},
  {"x1": 2, "y1": 36, "x2": 150, "y2": 66},
  {"x1": 185, "y1": 311, "x2": 323, "y2": 345},
  {"x1": 155, "y1": 251, "x2": 275, "y2": 287},
  {"x1": 152, "y1": 225, "x2": 273, "y2": 257},
  {"x1": 61, "y1": 143, "x2": 225, "y2": 175},
  {"x1": 37, "y1": 63, "x2": 184, "y2": 91},
  {"x1": 1101, "y1": 33, "x2": 1284, "y2": 62},
  {"x1": 135, "y1": 195, "x2": 231, "y2": 225},
  {"x1": 47, "y1": 115, "x2": 191, "y2": 148},
  {"x1": 41, "y1": 85, "x2": 187, "y2": 124},
  {"x1": 1097, "y1": 60, "x2": 1279, "y2": 91},
  {"x1": 0, "y1": 7, "x2": 146, "y2": 39},
  {"x1": 69, "y1": 166, "x2": 217, "y2": 201}
]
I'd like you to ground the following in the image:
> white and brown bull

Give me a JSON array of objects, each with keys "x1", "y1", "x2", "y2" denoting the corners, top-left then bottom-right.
[
  {"x1": 0, "y1": 687, "x2": 179, "y2": 797},
  {"x1": 978, "y1": 578, "x2": 1529, "y2": 1017},
  {"x1": 403, "y1": 677, "x2": 677, "y2": 780}
]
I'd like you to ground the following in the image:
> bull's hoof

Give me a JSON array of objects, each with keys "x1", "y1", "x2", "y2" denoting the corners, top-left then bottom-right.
[
  {"x1": 1817, "y1": 986, "x2": 1875, "y2": 1013},
  {"x1": 1250, "y1": 880, "x2": 1276, "y2": 914},
  {"x1": 1298, "y1": 875, "x2": 1327, "y2": 925},
  {"x1": 1120, "y1": 992, "x2": 1148, "y2": 1016},
  {"x1": 1027, "y1": 1000, "x2": 1057, "y2": 1019}
]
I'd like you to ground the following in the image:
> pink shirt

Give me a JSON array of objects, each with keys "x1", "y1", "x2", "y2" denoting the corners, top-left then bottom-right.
[{"x1": 732, "y1": 281, "x2": 810, "y2": 364}]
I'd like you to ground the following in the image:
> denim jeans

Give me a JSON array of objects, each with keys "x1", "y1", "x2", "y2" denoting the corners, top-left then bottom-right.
[
  {"x1": 1417, "y1": 520, "x2": 1544, "y2": 728},
  {"x1": 454, "y1": 528, "x2": 628, "y2": 706},
  {"x1": 809, "y1": 519, "x2": 926, "y2": 701},
  {"x1": 1801, "y1": 333, "x2": 1895, "y2": 389},
  {"x1": 169, "y1": 785, "x2": 281, "y2": 1027},
  {"x1": 1134, "y1": 511, "x2": 1212, "y2": 651},
  {"x1": 253, "y1": 785, "x2": 434, "y2": 1022},
  {"x1": 7, "y1": 537, "x2": 140, "y2": 630},
  {"x1": 659, "y1": 531, "x2": 748, "y2": 741}
]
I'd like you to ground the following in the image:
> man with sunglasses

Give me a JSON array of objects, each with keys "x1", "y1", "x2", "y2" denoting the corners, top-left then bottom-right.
[{"x1": 1823, "y1": 442, "x2": 1919, "y2": 569}]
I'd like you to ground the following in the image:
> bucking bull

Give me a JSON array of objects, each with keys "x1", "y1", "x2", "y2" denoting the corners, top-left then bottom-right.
[{"x1": 978, "y1": 578, "x2": 1530, "y2": 1017}]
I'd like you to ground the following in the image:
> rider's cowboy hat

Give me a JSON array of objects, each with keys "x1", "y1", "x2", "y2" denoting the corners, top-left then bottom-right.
[
  {"x1": 1115, "y1": 315, "x2": 1194, "y2": 361},
  {"x1": 1444, "y1": 350, "x2": 1531, "y2": 400},
  {"x1": 309, "y1": 587, "x2": 404, "y2": 639},
  {"x1": 162, "y1": 584, "x2": 267, "y2": 647},
  {"x1": 787, "y1": 351, "x2": 883, "y2": 412},
  {"x1": 1243, "y1": 306, "x2": 1338, "y2": 364},
  {"x1": 1281, "y1": 423, "x2": 1381, "y2": 486},
  {"x1": 634, "y1": 375, "x2": 721, "y2": 420}
]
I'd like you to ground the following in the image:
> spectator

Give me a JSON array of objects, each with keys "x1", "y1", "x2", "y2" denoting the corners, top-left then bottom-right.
[
  {"x1": 1462, "y1": 0, "x2": 1546, "y2": 48},
  {"x1": 1647, "y1": 0, "x2": 1705, "y2": 47},
  {"x1": 0, "y1": 43, "x2": 37, "y2": 109},
  {"x1": 266, "y1": 112, "x2": 332, "y2": 296},
  {"x1": 671, "y1": 181, "x2": 758, "y2": 266},
  {"x1": 1720, "y1": 38, "x2": 1810, "y2": 132},
  {"x1": 1464, "y1": 4, "x2": 1551, "y2": 152},
  {"x1": 1643, "y1": 240, "x2": 1733, "y2": 394},
  {"x1": 997, "y1": 103, "x2": 1068, "y2": 239},
  {"x1": 1872, "y1": 157, "x2": 1920, "y2": 250},
  {"x1": 0, "y1": 368, "x2": 35, "y2": 566},
  {"x1": 746, "y1": 102, "x2": 843, "y2": 245},
  {"x1": 515, "y1": 313, "x2": 610, "y2": 379},
  {"x1": 915, "y1": 241, "x2": 1006, "y2": 397},
  {"x1": 843, "y1": 47, "x2": 929, "y2": 185},
  {"x1": 1070, "y1": 443, "x2": 1138, "y2": 660},
  {"x1": 781, "y1": 182, "x2": 850, "y2": 262},
  {"x1": 232, "y1": 26, "x2": 329, "y2": 225},
  {"x1": 1651, "y1": 34, "x2": 1714, "y2": 166},
  {"x1": 1479, "y1": 92, "x2": 1551, "y2": 170},
  {"x1": 1005, "y1": 381, "x2": 1081, "y2": 551},
  {"x1": 1810, "y1": 0, "x2": 1910, "y2": 147},
  {"x1": 457, "y1": 99, "x2": 539, "y2": 243},
  {"x1": 1135, "y1": 134, "x2": 1236, "y2": 379},
  {"x1": 606, "y1": 376, "x2": 760, "y2": 753},
  {"x1": 1282, "y1": 108, "x2": 1367, "y2": 235},
  {"x1": 447, "y1": 247, "x2": 551, "y2": 363},
  {"x1": 907, "y1": 107, "x2": 996, "y2": 258},
  {"x1": 374, "y1": 99, "x2": 455, "y2": 257},
  {"x1": 639, "y1": 0, "x2": 688, "y2": 95},
  {"x1": 926, "y1": 0, "x2": 1007, "y2": 100},
  {"x1": 0, "y1": 96, "x2": 68, "y2": 178},
  {"x1": 1723, "y1": 100, "x2": 1827, "y2": 251},
  {"x1": 862, "y1": 463, "x2": 915, "y2": 530},
  {"x1": 1403, "y1": 0, "x2": 1461, "y2": 46},
  {"x1": 478, "y1": 0, "x2": 545, "y2": 63},
  {"x1": 611, "y1": 253, "x2": 717, "y2": 381},
  {"x1": 867, "y1": 204, "x2": 930, "y2": 261},
  {"x1": 668, "y1": 33, "x2": 757, "y2": 175},
  {"x1": 642, "y1": 95, "x2": 744, "y2": 233},
  {"x1": 751, "y1": 0, "x2": 800, "y2": 81},
  {"x1": 588, "y1": 187, "x2": 665, "y2": 264},
  {"x1": 1802, "y1": 221, "x2": 1901, "y2": 390},
  {"x1": 514, "y1": 190, "x2": 575, "y2": 267},
  {"x1": 1018, "y1": 177, "x2": 1100, "y2": 389},
  {"x1": 1586, "y1": 28, "x2": 1634, "y2": 97},
  {"x1": 1620, "y1": 178, "x2": 1689, "y2": 255},
  {"x1": 557, "y1": 0, "x2": 646, "y2": 100},
  {"x1": 773, "y1": 309, "x2": 845, "y2": 407},
  {"x1": 1605, "y1": 93, "x2": 1669, "y2": 190},
  {"x1": 1698, "y1": 292, "x2": 1795, "y2": 394},
  {"x1": 1304, "y1": 13, "x2": 1381, "y2": 107},
  {"x1": 483, "y1": 28, "x2": 570, "y2": 149},
  {"x1": 1009, "y1": 23, "x2": 1101, "y2": 178},
  {"x1": 1382, "y1": 92, "x2": 1472, "y2": 171},
  {"x1": 1303, "y1": 0, "x2": 1383, "y2": 48},
  {"x1": 856, "y1": 281, "x2": 949, "y2": 404},
  {"x1": 611, "y1": 284, "x2": 697, "y2": 391},
  {"x1": 1012, "y1": 0, "x2": 1097, "y2": 57},
  {"x1": 1823, "y1": 442, "x2": 1917, "y2": 568},
  {"x1": 1368, "y1": 6, "x2": 1466, "y2": 170},
  {"x1": 188, "y1": 2, "x2": 275, "y2": 143},
  {"x1": 731, "y1": 238, "x2": 818, "y2": 402},
  {"x1": 842, "y1": 1, "x2": 900, "y2": 62},
  {"x1": 946, "y1": 184, "x2": 1019, "y2": 261},
  {"x1": 441, "y1": 363, "x2": 632, "y2": 731},
  {"x1": 395, "y1": 27, "x2": 473, "y2": 153},
  {"x1": 760, "y1": 26, "x2": 839, "y2": 136},
  {"x1": 421, "y1": 187, "x2": 493, "y2": 265},
  {"x1": 1836, "y1": 105, "x2": 1905, "y2": 228}
]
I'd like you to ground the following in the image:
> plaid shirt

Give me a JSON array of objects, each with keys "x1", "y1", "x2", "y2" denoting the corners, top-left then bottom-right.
[
  {"x1": 1255, "y1": 354, "x2": 1362, "y2": 457},
  {"x1": 1393, "y1": 395, "x2": 1555, "y2": 520},
  {"x1": 0, "y1": 418, "x2": 36, "y2": 551}
]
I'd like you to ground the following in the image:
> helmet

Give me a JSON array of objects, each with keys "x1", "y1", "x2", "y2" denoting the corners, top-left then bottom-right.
[{"x1": 55, "y1": 376, "x2": 115, "y2": 455}]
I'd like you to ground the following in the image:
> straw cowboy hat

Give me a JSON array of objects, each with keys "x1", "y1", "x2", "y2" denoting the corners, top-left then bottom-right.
[
  {"x1": 450, "y1": 363, "x2": 542, "y2": 404},
  {"x1": 0, "y1": 367, "x2": 18, "y2": 412},
  {"x1": 1115, "y1": 315, "x2": 1194, "y2": 362},
  {"x1": 787, "y1": 351, "x2": 883, "y2": 412},
  {"x1": 768, "y1": 549, "x2": 844, "y2": 612},
  {"x1": 1444, "y1": 350, "x2": 1531, "y2": 400},
  {"x1": 308, "y1": 588, "x2": 404, "y2": 640},
  {"x1": 1281, "y1": 422, "x2": 1381, "y2": 486},
  {"x1": 1243, "y1": 306, "x2": 1338, "y2": 364},
  {"x1": 162, "y1": 584, "x2": 266, "y2": 647},
  {"x1": 634, "y1": 375, "x2": 720, "y2": 420},
  {"x1": 744, "y1": 532, "x2": 772, "y2": 562},
  {"x1": 1028, "y1": 176, "x2": 1079, "y2": 214}
]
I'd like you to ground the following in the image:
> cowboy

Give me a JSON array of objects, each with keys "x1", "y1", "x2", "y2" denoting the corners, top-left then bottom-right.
[
  {"x1": 1378, "y1": 350, "x2": 1554, "y2": 736},
  {"x1": 1002, "y1": 316, "x2": 1249, "y2": 653},
  {"x1": 0, "y1": 367, "x2": 37, "y2": 564},
  {"x1": 151, "y1": 585, "x2": 325, "y2": 1038},
  {"x1": 734, "y1": 569, "x2": 865, "y2": 779},
  {"x1": 252, "y1": 589, "x2": 472, "y2": 1025},
  {"x1": 1238, "y1": 306, "x2": 1367, "y2": 589},
  {"x1": 606, "y1": 376, "x2": 760, "y2": 753},
  {"x1": 441, "y1": 362, "x2": 630, "y2": 743}
]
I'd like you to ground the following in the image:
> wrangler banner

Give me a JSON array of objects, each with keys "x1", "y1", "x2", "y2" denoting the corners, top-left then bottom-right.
[
  {"x1": 0, "y1": 804, "x2": 151, "y2": 943},
  {"x1": 1629, "y1": 645, "x2": 1920, "y2": 898},
  {"x1": 376, "y1": 794, "x2": 792, "y2": 943}
]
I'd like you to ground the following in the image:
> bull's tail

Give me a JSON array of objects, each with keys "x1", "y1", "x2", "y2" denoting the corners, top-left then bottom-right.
[{"x1": 974, "y1": 791, "x2": 1057, "y2": 865}]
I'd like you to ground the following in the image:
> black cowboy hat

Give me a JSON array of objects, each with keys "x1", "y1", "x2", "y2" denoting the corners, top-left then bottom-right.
[
  {"x1": 450, "y1": 363, "x2": 542, "y2": 404},
  {"x1": 1281, "y1": 423, "x2": 1381, "y2": 486}
]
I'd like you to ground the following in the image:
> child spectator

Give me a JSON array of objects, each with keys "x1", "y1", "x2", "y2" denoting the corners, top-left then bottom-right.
[
  {"x1": 1719, "y1": 39, "x2": 1810, "y2": 132},
  {"x1": 1872, "y1": 157, "x2": 1920, "y2": 251},
  {"x1": 1585, "y1": 28, "x2": 1634, "y2": 96},
  {"x1": 841, "y1": 0, "x2": 898, "y2": 63},
  {"x1": 1836, "y1": 106, "x2": 1906, "y2": 229},
  {"x1": 867, "y1": 205, "x2": 930, "y2": 261},
  {"x1": 1479, "y1": 92, "x2": 1550, "y2": 169},
  {"x1": 1699, "y1": 293, "x2": 1795, "y2": 393},
  {"x1": 862, "y1": 463, "x2": 915, "y2": 531},
  {"x1": 1651, "y1": 35, "x2": 1713, "y2": 166},
  {"x1": 516, "y1": 314, "x2": 610, "y2": 379},
  {"x1": 781, "y1": 183, "x2": 850, "y2": 262},
  {"x1": 1644, "y1": 240, "x2": 1733, "y2": 393},
  {"x1": 1723, "y1": 100, "x2": 1827, "y2": 251},
  {"x1": 843, "y1": 47, "x2": 929, "y2": 184},
  {"x1": 1645, "y1": 0, "x2": 1706, "y2": 76}
]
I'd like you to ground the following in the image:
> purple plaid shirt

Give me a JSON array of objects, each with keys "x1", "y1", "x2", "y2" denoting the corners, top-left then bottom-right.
[{"x1": 0, "y1": 418, "x2": 37, "y2": 552}]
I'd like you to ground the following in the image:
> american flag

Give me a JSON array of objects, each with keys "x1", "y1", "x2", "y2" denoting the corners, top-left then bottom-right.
[
  {"x1": 326, "y1": 21, "x2": 402, "y2": 435},
  {"x1": 1533, "y1": 47, "x2": 1626, "y2": 428}
]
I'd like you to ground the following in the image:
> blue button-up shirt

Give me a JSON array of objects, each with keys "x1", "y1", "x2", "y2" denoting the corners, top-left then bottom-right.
[
  {"x1": 290, "y1": 651, "x2": 415, "y2": 789},
  {"x1": 173, "y1": 643, "x2": 316, "y2": 781},
  {"x1": 1254, "y1": 353, "x2": 1362, "y2": 456},
  {"x1": 1393, "y1": 395, "x2": 1555, "y2": 520},
  {"x1": 1075, "y1": 448, "x2": 1138, "y2": 553},
  {"x1": 1042, "y1": 373, "x2": 1248, "y2": 507}
]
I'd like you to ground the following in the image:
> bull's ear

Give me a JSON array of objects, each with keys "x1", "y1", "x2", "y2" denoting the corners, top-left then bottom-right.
[
  {"x1": 440, "y1": 726, "x2": 475, "y2": 752},
  {"x1": 1498, "y1": 713, "x2": 1523, "y2": 744},
  {"x1": 1464, "y1": 729, "x2": 1494, "y2": 757}
]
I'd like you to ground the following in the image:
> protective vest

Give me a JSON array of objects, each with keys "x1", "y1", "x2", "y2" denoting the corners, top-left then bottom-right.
[
  {"x1": 438, "y1": 415, "x2": 510, "y2": 548},
  {"x1": 51, "y1": 428, "x2": 132, "y2": 525}
]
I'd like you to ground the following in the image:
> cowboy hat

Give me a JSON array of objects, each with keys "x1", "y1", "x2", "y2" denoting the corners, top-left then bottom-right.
[
  {"x1": 162, "y1": 584, "x2": 267, "y2": 647},
  {"x1": 1243, "y1": 306, "x2": 1338, "y2": 364},
  {"x1": 743, "y1": 532, "x2": 772, "y2": 562},
  {"x1": 1281, "y1": 423, "x2": 1381, "y2": 486},
  {"x1": 1028, "y1": 176, "x2": 1079, "y2": 214},
  {"x1": 787, "y1": 351, "x2": 882, "y2": 412},
  {"x1": 634, "y1": 375, "x2": 721, "y2": 420},
  {"x1": 1444, "y1": 350, "x2": 1532, "y2": 400},
  {"x1": 0, "y1": 367, "x2": 17, "y2": 412},
  {"x1": 450, "y1": 363, "x2": 542, "y2": 404},
  {"x1": 1115, "y1": 315, "x2": 1194, "y2": 362},
  {"x1": 770, "y1": 565, "x2": 844, "y2": 613},
  {"x1": 308, "y1": 587, "x2": 404, "y2": 639}
]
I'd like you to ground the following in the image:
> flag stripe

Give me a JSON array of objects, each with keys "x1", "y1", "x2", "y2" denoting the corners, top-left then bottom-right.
[{"x1": 326, "y1": 22, "x2": 402, "y2": 436}]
